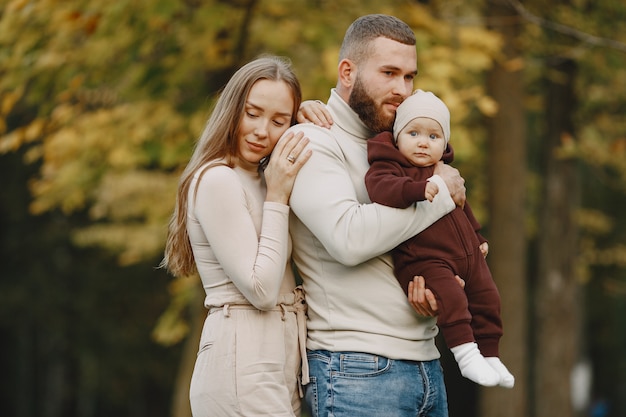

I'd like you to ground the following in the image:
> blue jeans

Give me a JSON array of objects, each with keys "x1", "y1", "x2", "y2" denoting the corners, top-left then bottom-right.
[{"x1": 304, "y1": 350, "x2": 448, "y2": 417}]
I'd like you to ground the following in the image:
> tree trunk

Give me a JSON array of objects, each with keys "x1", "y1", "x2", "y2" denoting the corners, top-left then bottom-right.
[
  {"x1": 480, "y1": 1, "x2": 529, "y2": 416},
  {"x1": 533, "y1": 56, "x2": 581, "y2": 417}
]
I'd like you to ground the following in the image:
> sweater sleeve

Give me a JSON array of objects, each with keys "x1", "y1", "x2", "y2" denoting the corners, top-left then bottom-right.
[
  {"x1": 364, "y1": 131, "x2": 429, "y2": 208},
  {"x1": 288, "y1": 123, "x2": 456, "y2": 266},
  {"x1": 192, "y1": 166, "x2": 289, "y2": 310},
  {"x1": 365, "y1": 160, "x2": 428, "y2": 208}
]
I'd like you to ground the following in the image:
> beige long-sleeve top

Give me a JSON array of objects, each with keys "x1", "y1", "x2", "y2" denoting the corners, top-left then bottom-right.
[{"x1": 187, "y1": 162, "x2": 296, "y2": 309}]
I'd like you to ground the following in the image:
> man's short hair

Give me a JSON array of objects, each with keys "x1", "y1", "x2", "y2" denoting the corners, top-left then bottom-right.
[{"x1": 339, "y1": 14, "x2": 416, "y2": 65}]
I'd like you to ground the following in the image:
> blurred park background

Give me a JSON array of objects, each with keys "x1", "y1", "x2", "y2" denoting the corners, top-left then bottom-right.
[{"x1": 1, "y1": 0, "x2": 625, "y2": 416}]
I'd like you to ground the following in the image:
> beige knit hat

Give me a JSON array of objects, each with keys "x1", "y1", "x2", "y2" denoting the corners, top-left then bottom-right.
[{"x1": 393, "y1": 89, "x2": 450, "y2": 145}]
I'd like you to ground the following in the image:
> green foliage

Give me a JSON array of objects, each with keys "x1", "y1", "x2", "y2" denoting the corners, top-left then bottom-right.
[{"x1": 520, "y1": 0, "x2": 626, "y2": 281}]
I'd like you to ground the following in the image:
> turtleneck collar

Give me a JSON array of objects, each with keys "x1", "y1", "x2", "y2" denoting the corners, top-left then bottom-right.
[{"x1": 327, "y1": 89, "x2": 377, "y2": 142}]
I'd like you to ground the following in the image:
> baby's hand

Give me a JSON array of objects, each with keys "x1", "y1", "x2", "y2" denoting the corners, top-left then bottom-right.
[
  {"x1": 479, "y1": 242, "x2": 489, "y2": 258},
  {"x1": 297, "y1": 100, "x2": 333, "y2": 129},
  {"x1": 425, "y1": 181, "x2": 439, "y2": 202}
]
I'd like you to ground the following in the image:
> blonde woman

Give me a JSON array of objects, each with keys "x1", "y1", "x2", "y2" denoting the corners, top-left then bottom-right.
[{"x1": 161, "y1": 56, "x2": 311, "y2": 417}]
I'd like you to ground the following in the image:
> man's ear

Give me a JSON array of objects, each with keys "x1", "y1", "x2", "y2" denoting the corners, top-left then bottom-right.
[{"x1": 338, "y1": 59, "x2": 356, "y2": 88}]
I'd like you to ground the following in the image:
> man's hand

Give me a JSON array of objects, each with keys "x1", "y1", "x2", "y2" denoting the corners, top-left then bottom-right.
[
  {"x1": 434, "y1": 161, "x2": 466, "y2": 208},
  {"x1": 408, "y1": 275, "x2": 465, "y2": 317}
]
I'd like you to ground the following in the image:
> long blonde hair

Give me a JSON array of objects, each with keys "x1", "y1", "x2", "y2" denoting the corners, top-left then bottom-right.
[{"x1": 160, "y1": 55, "x2": 302, "y2": 277}]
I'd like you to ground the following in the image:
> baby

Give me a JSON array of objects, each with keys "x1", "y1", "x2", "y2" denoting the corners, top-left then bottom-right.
[{"x1": 365, "y1": 90, "x2": 514, "y2": 388}]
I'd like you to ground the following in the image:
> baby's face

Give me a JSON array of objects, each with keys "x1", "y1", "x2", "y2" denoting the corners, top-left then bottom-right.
[{"x1": 396, "y1": 117, "x2": 446, "y2": 167}]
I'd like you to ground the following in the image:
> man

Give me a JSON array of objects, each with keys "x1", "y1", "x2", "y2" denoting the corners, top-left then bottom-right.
[{"x1": 287, "y1": 14, "x2": 466, "y2": 417}]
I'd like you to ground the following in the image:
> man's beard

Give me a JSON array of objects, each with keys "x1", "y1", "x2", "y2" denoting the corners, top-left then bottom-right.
[{"x1": 348, "y1": 76, "x2": 395, "y2": 133}]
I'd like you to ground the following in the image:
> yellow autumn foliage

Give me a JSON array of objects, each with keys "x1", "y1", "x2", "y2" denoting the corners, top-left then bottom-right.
[
  {"x1": 0, "y1": 0, "x2": 504, "y2": 345},
  {"x1": 0, "y1": 0, "x2": 501, "y2": 256}
]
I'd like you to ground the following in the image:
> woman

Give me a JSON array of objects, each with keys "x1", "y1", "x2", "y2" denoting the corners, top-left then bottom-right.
[{"x1": 161, "y1": 56, "x2": 311, "y2": 416}]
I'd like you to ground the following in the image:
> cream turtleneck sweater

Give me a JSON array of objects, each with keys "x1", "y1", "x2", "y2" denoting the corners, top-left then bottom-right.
[{"x1": 288, "y1": 89, "x2": 456, "y2": 361}]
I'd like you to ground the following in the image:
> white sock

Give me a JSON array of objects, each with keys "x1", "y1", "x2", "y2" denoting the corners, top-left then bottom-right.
[
  {"x1": 450, "y1": 342, "x2": 500, "y2": 387},
  {"x1": 485, "y1": 357, "x2": 515, "y2": 388}
]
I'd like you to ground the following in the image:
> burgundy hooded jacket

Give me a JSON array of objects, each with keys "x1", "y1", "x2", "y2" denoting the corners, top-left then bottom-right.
[{"x1": 365, "y1": 131, "x2": 502, "y2": 355}]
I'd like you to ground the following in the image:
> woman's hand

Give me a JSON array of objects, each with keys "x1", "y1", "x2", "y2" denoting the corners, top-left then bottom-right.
[
  {"x1": 264, "y1": 131, "x2": 312, "y2": 205},
  {"x1": 296, "y1": 100, "x2": 333, "y2": 129}
]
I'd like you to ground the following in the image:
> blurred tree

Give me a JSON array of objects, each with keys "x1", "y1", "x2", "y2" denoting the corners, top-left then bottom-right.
[
  {"x1": 513, "y1": 0, "x2": 626, "y2": 415},
  {"x1": 535, "y1": 53, "x2": 581, "y2": 417},
  {"x1": 479, "y1": 1, "x2": 529, "y2": 417},
  {"x1": 0, "y1": 148, "x2": 182, "y2": 417}
]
